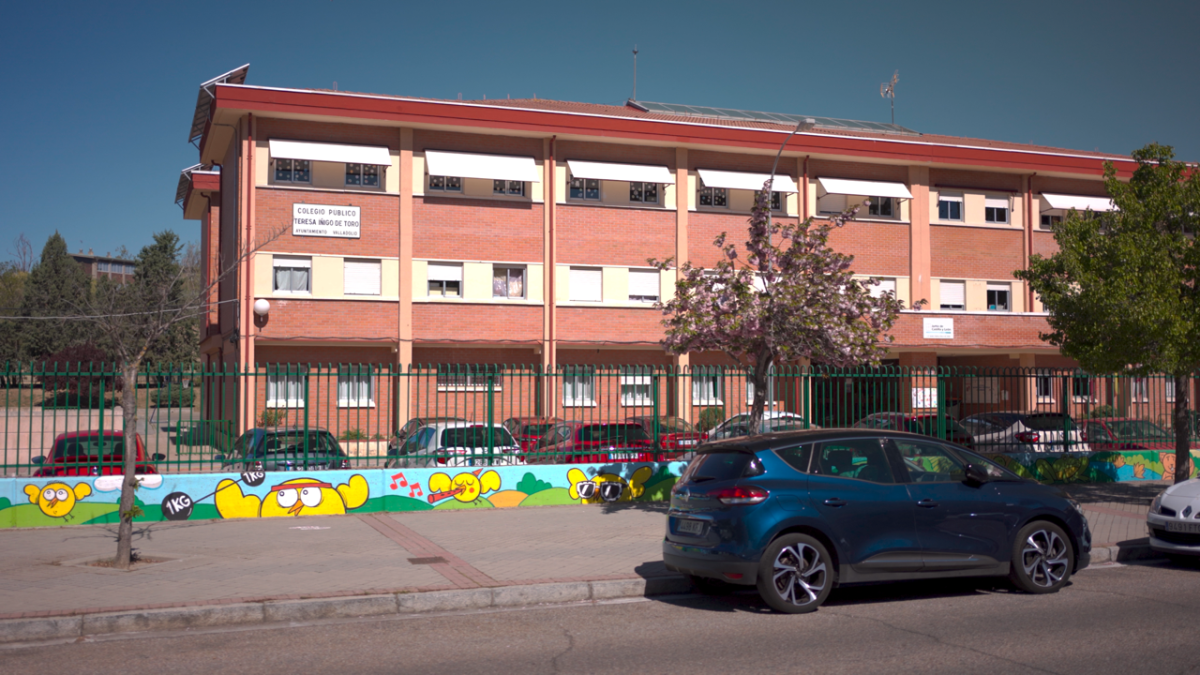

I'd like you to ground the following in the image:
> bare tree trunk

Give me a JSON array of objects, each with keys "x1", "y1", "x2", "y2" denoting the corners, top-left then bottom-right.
[
  {"x1": 1173, "y1": 374, "x2": 1193, "y2": 484},
  {"x1": 747, "y1": 354, "x2": 772, "y2": 437},
  {"x1": 115, "y1": 362, "x2": 139, "y2": 569}
]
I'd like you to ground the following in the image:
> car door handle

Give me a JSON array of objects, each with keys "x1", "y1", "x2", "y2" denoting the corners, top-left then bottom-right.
[
  {"x1": 916, "y1": 498, "x2": 939, "y2": 508},
  {"x1": 823, "y1": 498, "x2": 847, "y2": 507}
]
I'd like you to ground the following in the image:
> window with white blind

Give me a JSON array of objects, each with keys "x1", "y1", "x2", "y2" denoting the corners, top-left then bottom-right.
[
  {"x1": 693, "y1": 375, "x2": 723, "y2": 405},
  {"x1": 266, "y1": 370, "x2": 306, "y2": 408},
  {"x1": 937, "y1": 193, "x2": 963, "y2": 221},
  {"x1": 939, "y1": 280, "x2": 965, "y2": 310},
  {"x1": 986, "y1": 282, "x2": 1010, "y2": 312},
  {"x1": 985, "y1": 196, "x2": 1009, "y2": 223},
  {"x1": 1130, "y1": 377, "x2": 1148, "y2": 402},
  {"x1": 563, "y1": 372, "x2": 595, "y2": 406},
  {"x1": 344, "y1": 259, "x2": 381, "y2": 296},
  {"x1": 569, "y1": 267, "x2": 603, "y2": 302},
  {"x1": 621, "y1": 369, "x2": 653, "y2": 406},
  {"x1": 628, "y1": 269, "x2": 659, "y2": 302},
  {"x1": 273, "y1": 256, "x2": 311, "y2": 294},
  {"x1": 427, "y1": 262, "x2": 463, "y2": 297},
  {"x1": 337, "y1": 368, "x2": 375, "y2": 407},
  {"x1": 746, "y1": 375, "x2": 777, "y2": 405},
  {"x1": 869, "y1": 278, "x2": 896, "y2": 298},
  {"x1": 1166, "y1": 378, "x2": 1176, "y2": 402}
]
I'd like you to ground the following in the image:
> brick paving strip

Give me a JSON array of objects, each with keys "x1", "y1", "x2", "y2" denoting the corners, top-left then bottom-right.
[{"x1": 357, "y1": 513, "x2": 500, "y2": 589}]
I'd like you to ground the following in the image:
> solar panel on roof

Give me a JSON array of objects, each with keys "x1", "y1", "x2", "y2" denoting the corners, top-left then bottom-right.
[{"x1": 631, "y1": 101, "x2": 919, "y2": 136}]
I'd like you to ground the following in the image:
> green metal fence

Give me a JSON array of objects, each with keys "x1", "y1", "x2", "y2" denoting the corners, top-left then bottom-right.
[{"x1": 3, "y1": 362, "x2": 1195, "y2": 476}]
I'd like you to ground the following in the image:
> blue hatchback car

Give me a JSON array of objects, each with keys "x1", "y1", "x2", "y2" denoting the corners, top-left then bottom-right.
[{"x1": 663, "y1": 428, "x2": 1091, "y2": 613}]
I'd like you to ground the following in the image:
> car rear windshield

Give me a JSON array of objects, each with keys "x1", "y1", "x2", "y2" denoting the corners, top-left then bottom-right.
[
  {"x1": 53, "y1": 438, "x2": 125, "y2": 459},
  {"x1": 519, "y1": 424, "x2": 556, "y2": 436},
  {"x1": 683, "y1": 451, "x2": 761, "y2": 483},
  {"x1": 1106, "y1": 420, "x2": 1172, "y2": 441},
  {"x1": 263, "y1": 433, "x2": 343, "y2": 455},
  {"x1": 1023, "y1": 414, "x2": 1075, "y2": 431},
  {"x1": 440, "y1": 427, "x2": 517, "y2": 448},
  {"x1": 578, "y1": 424, "x2": 649, "y2": 444},
  {"x1": 638, "y1": 417, "x2": 696, "y2": 433}
]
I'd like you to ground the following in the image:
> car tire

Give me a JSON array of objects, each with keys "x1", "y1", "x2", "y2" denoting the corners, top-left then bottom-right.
[
  {"x1": 755, "y1": 533, "x2": 834, "y2": 614},
  {"x1": 1008, "y1": 521, "x2": 1073, "y2": 593}
]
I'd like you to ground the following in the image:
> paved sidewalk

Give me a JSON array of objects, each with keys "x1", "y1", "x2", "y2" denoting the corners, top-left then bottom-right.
[{"x1": 0, "y1": 481, "x2": 1167, "y2": 630}]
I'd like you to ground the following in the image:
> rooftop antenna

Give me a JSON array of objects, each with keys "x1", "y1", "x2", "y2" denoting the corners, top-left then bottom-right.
[
  {"x1": 880, "y1": 70, "x2": 898, "y2": 125},
  {"x1": 332, "y1": 81, "x2": 338, "y2": 91},
  {"x1": 631, "y1": 45, "x2": 638, "y2": 100}
]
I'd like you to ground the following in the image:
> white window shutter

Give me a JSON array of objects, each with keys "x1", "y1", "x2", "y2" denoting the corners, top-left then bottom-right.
[
  {"x1": 628, "y1": 269, "x2": 659, "y2": 299},
  {"x1": 940, "y1": 280, "x2": 965, "y2": 306},
  {"x1": 345, "y1": 259, "x2": 381, "y2": 295},
  {"x1": 984, "y1": 196, "x2": 1009, "y2": 209},
  {"x1": 986, "y1": 282, "x2": 1010, "y2": 292},
  {"x1": 569, "y1": 268, "x2": 603, "y2": 302},
  {"x1": 870, "y1": 278, "x2": 896, "y2": 298},
  {"x1": 427, "y1": 262, "x2": 463, "y2": 282}
]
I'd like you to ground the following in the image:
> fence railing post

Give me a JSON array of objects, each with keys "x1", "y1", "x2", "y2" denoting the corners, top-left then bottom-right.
[{"x1": 936, "y1": 372, "x2": 947, "y2": 440}]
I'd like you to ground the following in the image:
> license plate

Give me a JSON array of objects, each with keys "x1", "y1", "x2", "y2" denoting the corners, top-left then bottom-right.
[
  {"x1": 677, "y1": 440, "x2": 697, "y2": 447},
  {"x1": 676, "y1": 519, "x2": 705, "y2": 536},
  {"x1": 1166, "y1": 521, "x2": 1200, "y2": 534},
  {"x1": 610, "y1": 452, "x2": 636, "y2": 460}
]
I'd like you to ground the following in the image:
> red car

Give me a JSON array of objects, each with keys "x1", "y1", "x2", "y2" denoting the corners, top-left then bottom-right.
[
  {"x1": 33, "y1": 431, "x2": 161, "y2": 477},
  {"x1": 625, "y1": 415, "x2": 702, "y2": 459},
  {"x1": 529, "y1": 421, "x2": 655, "y2": 464},
  {"x1": 852, "y1": 412, "x2": 975, "y2": 449},
  {"x1": 502, "y1": 416, "x2": 564, "y2": 452},
  {"x1": 1081, "y1": 417, "x2": 1195, "y2": 451}
]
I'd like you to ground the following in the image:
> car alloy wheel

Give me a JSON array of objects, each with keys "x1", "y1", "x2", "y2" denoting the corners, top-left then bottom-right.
[
  {"x1": 1009, "y1": 521, "x2": 1073, "y2": 593},
  {"x1": 756, "y1": 533, "x2": 834, "y2": 614}
]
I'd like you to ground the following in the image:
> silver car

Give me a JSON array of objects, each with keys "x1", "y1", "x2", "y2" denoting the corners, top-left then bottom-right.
[
  {"x1": 388, "y1": 422, "x2": 522, "y2": 468},
  {"x1": 959, "y1": 412, "x2": 1090, "y2": 453},
  {"x1": 704, "y1": 412, "x2": 816, "y2": 442},
  {"x1": 1148, "y1": 479, "x2": 1200, "y2": 558}
]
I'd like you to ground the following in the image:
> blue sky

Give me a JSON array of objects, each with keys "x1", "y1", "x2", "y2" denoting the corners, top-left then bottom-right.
[{"x1": 1, "y1": 0, "x2": 1196, "y2": 260}]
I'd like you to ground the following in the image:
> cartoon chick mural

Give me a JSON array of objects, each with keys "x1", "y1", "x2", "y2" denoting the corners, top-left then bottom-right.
[
  {"x1": 215, "y1": 474, "x2": 370, "y2": 519},
  {"x1": 568, "y1": 466, "x2": 653, "y2": 504},
  {"x1": 428, "y1": 469, "x2": 501, "y2": 503},
  {"x1": 24, "y1": 482, "x2": 92, "y2": 520}
]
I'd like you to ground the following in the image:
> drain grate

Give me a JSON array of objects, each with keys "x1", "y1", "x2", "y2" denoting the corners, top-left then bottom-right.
[{"x1": 407, "y1": 557, "x2": 447, "y2": 565}]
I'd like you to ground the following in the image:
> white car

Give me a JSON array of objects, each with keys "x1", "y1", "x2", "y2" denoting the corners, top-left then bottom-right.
[
  {"x1": 959, "y1": 412, "x2": 1091, "y2": 453},
  {"x1": 1147, "y1": 478, "x2": 1200, "y2": 557},
  {"x1": 704, "y1": 411, "x2": 817, "y2": 442},
  {"x1": 388, "y1": 422, "x2": 522, "y2": 468}
]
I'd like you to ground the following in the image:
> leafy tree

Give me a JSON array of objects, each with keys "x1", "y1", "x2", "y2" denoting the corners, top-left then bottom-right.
[
  {"x1": 1016, "y1": 143, "x2": 1200, "y2": 483},
  {"x1": 0, "y1": 263, "x2": 29, "y2": 364},
  {"x1": 15, "y1": 233, "x2": 92, "y2": 361},
  {"x1": 655, "y1": 187, "x2": 904, "y2": 435}
]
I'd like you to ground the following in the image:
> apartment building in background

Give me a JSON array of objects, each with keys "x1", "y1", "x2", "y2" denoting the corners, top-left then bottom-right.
[{"x1": 176, "y1": 65, "x2": 1147, "y2": 433}]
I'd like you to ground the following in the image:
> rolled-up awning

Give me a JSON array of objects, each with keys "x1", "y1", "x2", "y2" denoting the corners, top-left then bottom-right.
[
  {"x1": 425, "y1": 150, "x2": 540, "y2": 182},
  {"x1": 566, "y1": 160, "x2": 674, "y2": 184},
  {"x1": 1041, "y1": 193, "x2": 1117, "y2": 212},
  {"x1": 268, "y1": 139, "x2": 392, "y2": 166},
  {"x1": 817, "y1": 177, "x2": 913, "y2": 199},
  {"x1": 697, "y1": 169, "x2": 798, "y2": 193}
]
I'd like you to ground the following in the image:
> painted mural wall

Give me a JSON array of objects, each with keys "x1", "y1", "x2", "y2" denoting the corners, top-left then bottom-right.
[
  {"x1": 0, "y1": 461, "x2": 687, "y2": 529},
  {"x1": 984, "y1": 450, "x2": 1199, "y2": 484}
]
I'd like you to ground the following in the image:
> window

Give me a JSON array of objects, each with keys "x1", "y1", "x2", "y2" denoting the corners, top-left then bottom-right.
[
  {"x1": 273, "y1": 256, "x2": 311, "y2": 294},
  {"x1": 692, "y1": 374, "x2": 723, "y2": 405},
  {"x1": 344, "y1": 259, "x2": 381, "y2": 296},
  {"x1": 939, "y1": 280, "x2": 965, "y2": 310},
  {"x1": 1072, "y1": 376, "x2": 1093, "y2": 401},
  {"x1": 562, "y1": 370, "x2": 595, "y2": 406},
  {"x1": 427, "y1": 262, "x2": 463, "y2": 297},
  {"x1": 1131, "y1": 377, "x2": 1148, "y2": 402},
  {"x1": 274, "y1": 158, "x2": 311, "y2": 184},
  {"x1": 698, "y1": 184, "x2": 728, "y2": 208},
  {"x1": 867, "y1": 196, "x2": 894, "y2": 217},
  {"x1": 938, "y1": 194, "x2": 963, "y2": 221},
  {"x1": 892, "y1": 439, "x2": 965, "y2": 484},
  {"x1": 985, "y1": 197, "x2": 1009, "y2": 223},
  {"x1": 569, "y1": 267, "x2": 602, "y2": 302},
  {"x1": 429, "y1": 175, "x2": 462, "y2": 192},
  {"x1": 436, "y1": 365, "x2": 502, "y2": 392},
  {"x1": 1041, "y1": 214, "x2": 1062, "y2": 229},
  {"x1": 337, "y1": 368, "x2": 375, "y2": 408},
  {"x1": 266, "y1": 370, "x2": 305, "y2": 408},
  {"x1": 628, "y1": 269, "x2": 659, "y2": 303},
  {"x1": 345, "y1": 163, "x2": 380, "y2": 188},
  {"x1": 1036, "y1": 375, "x2": 1055, "y2": 401},
  {"x1": 814, "y1": 439, "x2": 896, "y2": 483},
  {"x1": 770, "y1": 192, "x2": 783, "y2": 211},
  {"x1": 570, "y1": 176, "x2": 600, "y2": 200},
  {"x1": 620, "y1": 368, "x2": 653, "y2": 406},
  {"x1": 629, "y1": 182, "x2": 659, "y2": 204},
  {"x1": 869, "y1": 278, "x2": 896, "y2": 299},
  {"x1": 1166, "y1": 378, "x2": 1176, "y2": 402},
  {"x1": 492, "y1": 266, "x2": 525, "y2": 299},
  {"x1": 986, "y1": 282, "x2": 1010, "y2": 312},
  {"x1": 493, "y1": 180, "x2": 525, "y2": 196}
]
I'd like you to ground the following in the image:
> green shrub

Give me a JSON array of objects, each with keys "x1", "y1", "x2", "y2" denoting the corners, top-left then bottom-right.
[
  {"x1": 1088, "y1": 405, "x2": 1117, "y2": 419},
  {"x1": 258, "y1": 409, "x2": 286, "y2": 427},
  {"x1": 339, "y1": 428, "x2": 367, "y2": 441},
  {"x1": 39, "y1": 390, "x2": 116, "y2": 409},
  {"x1": 149, "y1": 385, "x2": 196, "y2": 408},
  {"x1": 697, "y1": 407, "x2": 726, "y2": 433}
]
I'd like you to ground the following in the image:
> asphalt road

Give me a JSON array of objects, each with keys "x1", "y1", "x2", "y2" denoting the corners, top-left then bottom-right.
[{"x1": 7, "y1": 560, "x2": 1200, "y2": 675}]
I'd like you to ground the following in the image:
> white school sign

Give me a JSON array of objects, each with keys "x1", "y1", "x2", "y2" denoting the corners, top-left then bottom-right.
[{"x1": 292, "y1": 204, "x2": 361, "y2": 238}]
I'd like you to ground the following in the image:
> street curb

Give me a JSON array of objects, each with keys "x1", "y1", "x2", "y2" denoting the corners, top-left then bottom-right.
[
  {"x1": 1089, "y1": 541, "x2": 1164, "y2": 564},
  {"x1": 0, "y1": 575, "x2": 693, "y2": 644}
]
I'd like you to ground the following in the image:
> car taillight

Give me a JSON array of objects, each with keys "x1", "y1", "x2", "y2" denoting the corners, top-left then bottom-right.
[
  {"x1": 339, "y1": 459, "x2": 350, "y2": 469},
  {"x1": 1015, "y1": 431, "x2": 1040, "y2": 443},
  {"x1": 708, "y1": 486, "x2": 769, "y2": 505},
  {"x1": 252, "y1": 461, "x2": 264, "y2": 471},
  {"x1": 700, "y1": 432, "x2": 709, "y2": 441}
]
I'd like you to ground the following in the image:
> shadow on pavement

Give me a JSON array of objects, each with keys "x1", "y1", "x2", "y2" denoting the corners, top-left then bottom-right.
[
  {"x1": 599, "y1": 501, "x2": 670, "y2": 515},
  {"x1": 1063, "y1": 481, "x2": 1168, "y2": 505}
]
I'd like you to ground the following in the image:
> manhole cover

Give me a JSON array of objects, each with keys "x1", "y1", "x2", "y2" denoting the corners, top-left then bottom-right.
[{"x1": 407, "y1": 557, "x2": 446, "y2": 565}]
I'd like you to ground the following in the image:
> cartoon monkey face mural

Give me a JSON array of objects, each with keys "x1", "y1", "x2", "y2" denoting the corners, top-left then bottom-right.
[
  {"x1": 215, "y1": 475, "x2": 370, "y2": 519},
  {"x1": 428, "y1": 470, "x2": 501, "y2": 503},
  {"x1": 567, "y1": 466, "x2": 653, "y2": 504},
  {"x1": 24, "y1": 482, "x2": 92, "y2": 519}
]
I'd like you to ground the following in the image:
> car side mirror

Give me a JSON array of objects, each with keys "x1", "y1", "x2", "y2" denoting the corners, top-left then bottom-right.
[
  {"x1": 152, "y1": 453, "x2": 166, "y2": 462},
  {"x1": 963, "y1": 463, "x2": 989, "y2": 486},
  {"x1": 31, "y1": 455, "x2": 44, "y2": 464}
]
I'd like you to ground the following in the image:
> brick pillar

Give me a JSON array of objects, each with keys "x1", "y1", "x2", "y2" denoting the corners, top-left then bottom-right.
[
  {"x1": 908, "y1": 166, "x2": 931, "y2": 310},
  {"x1": 674, "y1": 147, "x2": 691, "y2": 421},
  {"x1": 397, "y1": 128, "x2": 414, "y2": 428},
  {"x1": 541, "y1": 137, "x2": 557, "y2": 416}
]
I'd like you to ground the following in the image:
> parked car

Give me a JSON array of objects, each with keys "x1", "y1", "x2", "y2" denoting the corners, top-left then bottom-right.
[
  {"x1": 529, "y1": 421, "x2": 654, "y2": 464},
  {"x1": 388, "y1": 421, "x2": 521, "y2": 468},
  {"x1": 1080, "y1": 417, "x2": 1193, "y2": 451},
  {"x1": 625, "y1": 415, "x2": 703, "y2": 456},
  {"x1": 218, "y1": 427, "x2": 350, "y2": 472},
  {"x1": 852, "y1": 412, "x2": 975, "y2": 448},
  {"x1": 502, "y1": 416, "x2": 564, "y2": 452},
  {"x1": 388, "y1": 416, "x2": 467, "y2": 457},
  {"x1": 960, "y1": 412, "x2": 1089, "y2": 453},
  {"x1": 1147, "y1": 478, "x2": 1200, "y2": 558},
  {"x1": 33, "y1": 431, "x2": 162, "y2": 477},
  {"x1": 704, "y1": 412, "x2": 816, "y2": 442},
  {"x1": 664, "y1": 428, "x2": 1091, "y2": 614}
]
